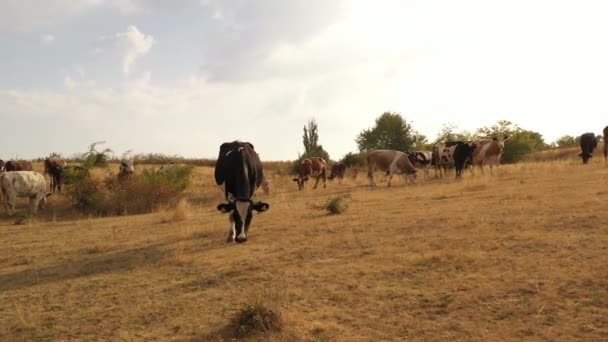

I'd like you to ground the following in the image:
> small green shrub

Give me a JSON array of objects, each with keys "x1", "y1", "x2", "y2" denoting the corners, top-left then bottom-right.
[{"x1": 325, "y1": 196, "x2": 350, "y2": 215}]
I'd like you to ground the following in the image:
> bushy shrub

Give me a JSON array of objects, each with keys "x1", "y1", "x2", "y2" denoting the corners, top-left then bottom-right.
[{"x1": 67, "y1": 164, "x2": 194, "y2": 216}]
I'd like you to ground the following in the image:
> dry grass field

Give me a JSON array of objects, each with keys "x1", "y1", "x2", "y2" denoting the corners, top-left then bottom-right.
[{"x1": 1, "y1": 157, "x2": 607, "y2": 341}]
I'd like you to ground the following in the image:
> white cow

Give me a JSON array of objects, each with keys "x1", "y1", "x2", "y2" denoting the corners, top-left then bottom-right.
[{"x1": 0, "y1": 171, "x2": 50, "y2": 216}]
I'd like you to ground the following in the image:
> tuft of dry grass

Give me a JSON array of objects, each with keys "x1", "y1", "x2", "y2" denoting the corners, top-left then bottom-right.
[{"x1": 159, "y1": 199, "x2": 190, "y2": 224}]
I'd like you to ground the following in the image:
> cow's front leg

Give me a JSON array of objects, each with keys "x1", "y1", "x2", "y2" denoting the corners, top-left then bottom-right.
[{"x1": 226, "y1": 217, "x2": 236, "y2": 243}]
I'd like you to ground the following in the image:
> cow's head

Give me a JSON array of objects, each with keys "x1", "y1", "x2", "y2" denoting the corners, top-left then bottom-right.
[
  {"x1": 293, "y1": 176, "x2": 308, "y2": 190},
  {"x1": 217, "y1": 196, "x2": 270, "y2": 243},
  {"x1": 578, "y1": 152, "x2": 593, "y2": 164},
  {"x1": 119, "y1": 161, "x2": 135, "y2": 174}
]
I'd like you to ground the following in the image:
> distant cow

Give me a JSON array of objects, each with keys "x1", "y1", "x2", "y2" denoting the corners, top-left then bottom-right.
[
  {"x1": 44, "y1": 159, "x2": 67, "y2": 192},
  {"x1": 118, "y1": 160, "x2": 135, "y2": 186},
  {"x1": 471, "y1": 136, "x2": 508, "y2": 175},
  {"x1": 453, "y1": 142, "x2": 477, "y2": 178},
  {"x1": 433, "y1": 141, "x2": 476, "y2": 177},
  {"x1": 579, "y1": 132, "x2": 598, "y2": 164},
  {"x1": 293, "y1": 157, "x2": 327, "y2": 191},
  {"x1": 367, "y1": 150, "x2": 417, "y2": 187},
  {"x1": 261, "y1": 178, "x2": 272, "y2": 195},
  {"x1": 4, "y1": 161, "x2": 33, "y2": 172},
  {"x1": 405, "y1": 151, "x2": 433, "y2": 179},
  {"x1": 0, "y1": 171, "x2": 50, "y2": 216},
  {"x1": 215, "y1": 141, "x2": 269, "y2": 243},
  {"x1": 351, "y1": 167, "x2": 359, "y2": 180},
  {"x1": 603, "y1": 126, "x2": 608, "y2": 164},
  {"x1": 327, "y1": 162, "x2": 346, "y2": 182}
]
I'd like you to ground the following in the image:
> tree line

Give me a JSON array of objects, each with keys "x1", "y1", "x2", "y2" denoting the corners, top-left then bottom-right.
[{"x1": 294, "y1": 112, "x2": 584, "y2": 169}]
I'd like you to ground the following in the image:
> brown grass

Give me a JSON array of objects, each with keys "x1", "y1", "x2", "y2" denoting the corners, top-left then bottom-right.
[{"x1": 1, "y1": 159, "x2": 607, "y2": 340}]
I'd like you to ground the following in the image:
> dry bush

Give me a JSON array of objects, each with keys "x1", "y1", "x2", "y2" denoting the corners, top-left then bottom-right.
[{"x1": 229, "y1": 288, "x2": 286, "y2": 339}]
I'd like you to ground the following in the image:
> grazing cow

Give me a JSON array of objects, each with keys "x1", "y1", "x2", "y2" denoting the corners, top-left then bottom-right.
[
  {"x1": 367, "y1": 150, "x2": 417, "y2": 187},
  {"x1": 44, "y1": 159, "x2": 67, "y2": 192},
  {"x1": 0, "y1": 171, "x2": 50, "y2": 216},
  {"x1": 405, "y1": 151, "x2": 433, "y2": 179},
  {"x1": 118, "y1": 160, "x2": 135, "y2": 186},
  {"x1": 453, "y1": 143, "x2": 477, "y2": 178},
  {"x1": 215, "y1": 141, "x2": 269, "y2": 243},
  {"x1": 4, "y1": 161, "x2": 33, "y2": 172},
  {"x1": 293, "y1": 157, "x2": 327, "y2": 190},
  {"x1": 579, "y1": 132, "x2": 598, "y2": 164},
  {"x1": 471, "y1": 136, "x2": 509, "y2": 175},
  {"x1": 327, "y1": 162, "x2": 346, "y2": 182},
  {"x1": 434, "y1": 142, "x2": 476, "y2": 178},
  {"x1": 603, "y1": 126, "x2": 608, "y2": 164}
]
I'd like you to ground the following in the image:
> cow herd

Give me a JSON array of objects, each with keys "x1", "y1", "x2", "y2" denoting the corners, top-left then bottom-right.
[{"x1": 0, "y1": 125, "x2": 606, "y2": 238}]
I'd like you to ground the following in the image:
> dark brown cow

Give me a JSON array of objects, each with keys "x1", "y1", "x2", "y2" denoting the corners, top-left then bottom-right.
[
  {"x1": 44, "y1": 159, "x2": 67, "y2": 192},
  {"x1": 327, "y1": 162, "x2": 346, "y2": 181},
  {"x1": 579, "y1": 132, "x2": 598, "y2": 164},
  {"x1": 603, "y1": 126, "x2": 608, "y2": 164},
  {"x1": 293, "y1": 157, "x2": 327, "y2": 190},
  {"x1": 4, "y1": 160, "x2": 33, "y2": 172}
]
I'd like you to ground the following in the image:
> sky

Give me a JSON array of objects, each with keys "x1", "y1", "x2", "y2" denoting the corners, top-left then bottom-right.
[{"x1": 1, "y1": 0, "x2": 608, "y2": 161}]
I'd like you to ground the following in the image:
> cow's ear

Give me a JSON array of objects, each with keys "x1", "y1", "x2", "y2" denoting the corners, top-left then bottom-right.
[
  {"x1": 252, "y1": 201, "x2": 270, "y2": 212},
  {"x1": 292, "y1": 178, "x2": 299, "y2": 182},
  {"x1": 303, "y1": 176, "x2": 309, "y2": 181},
  {"x1": 217, "y1": 203, "x2": 234, "y2": 213},
  {"x1": 577, "y1": 153, "x2": 583, "y2": 157}
]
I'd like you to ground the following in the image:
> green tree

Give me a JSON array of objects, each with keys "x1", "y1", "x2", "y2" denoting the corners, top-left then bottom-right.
[
  {"x1": 340, "y1": 152, "x2": 367, "y2": 167},
  {"x1": 434, "y1": 123, "x2": 473, "y2": 144},
  {"x1": 81, "y1": 141, "x2": 113, "y2": 168},
  {"x1": 554, "y1": 135, "x2": 578, "y2": 147},
  {"x1": 292, "y1": 119, "x2": 331, "y2": 173},
  {"x1": 474, "y1": 120, "x2": 518, "y2": 139},
  {"x1": 356, "y1": 112, "x2": 415, "y2": 151}
]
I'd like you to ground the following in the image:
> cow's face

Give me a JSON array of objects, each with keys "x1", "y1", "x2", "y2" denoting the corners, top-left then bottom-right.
[
  {"x1": 120, "y1": 161, "x2": 135, "y2": 174},
  {"x1": 293, "y1": 176, "x2": 308, "y2": 190},
  {"x1": 217, "y1": 199, "x2": 270, "y2": 243},
  {"x1": 578, "y1": 152, "x2": 593, "y2": 164}
]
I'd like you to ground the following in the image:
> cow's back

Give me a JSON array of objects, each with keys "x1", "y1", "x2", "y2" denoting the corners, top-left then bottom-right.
[
  {"x1": 1, "y1": 171, "x2": 46, "y2": 197},
  {"x1": 215, "y1": 141, "x2": 263, "y2": 200},
  {"x1": 367, "y1": 150, "x2": 397, "y2": 171}
]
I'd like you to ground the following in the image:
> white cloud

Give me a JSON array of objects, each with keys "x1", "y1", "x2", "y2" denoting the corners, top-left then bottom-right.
[
  {"x1": 0, "y1": 0, "x2": 145, "y2": 32},
  {"x1": 40, "y1": 33, "x2": 55, "y2": 45},
  {"x1": 115, "y1": 25, "x2": 155, "y2": 75},
  {"x1": 64, "y1": 76, "x2": 79, "y2": 89}
]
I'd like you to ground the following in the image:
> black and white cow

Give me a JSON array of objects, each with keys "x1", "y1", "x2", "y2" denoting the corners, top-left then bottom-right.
[
  {"x1": 405, "y1": 151, "x2": 433, "y2": 179},
  {"x1": 215, "y1": 141, "x2": 270, "y2": 243},
  {"x1": 434, "y1": 141, "x2": 476, "y2": 179}
]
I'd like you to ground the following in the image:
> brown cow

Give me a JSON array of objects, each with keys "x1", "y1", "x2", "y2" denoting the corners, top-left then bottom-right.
[
  {"x1": 293, "y1": 157, "x2": 327, "y2": 190},
  {"x1": 44, "y1": 159, "x2": 67, "y2": 192},
  {"x1": 327, "y1": 162, "x2": 346, "y2": 182},
  {"x1": 603, "y1": 126, "x2": 608, "y2": 164},
  {"x1": 367, "y1": 150, "x2": 417, "y2": 187},
  {"x1": 4, "y1": 160, "x2": 33, "y2": 172}
]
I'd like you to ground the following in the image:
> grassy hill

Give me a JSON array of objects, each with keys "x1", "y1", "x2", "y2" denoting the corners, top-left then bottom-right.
[{"x1": 1, "y1": 159, "x2": 607, "y2": 341}]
